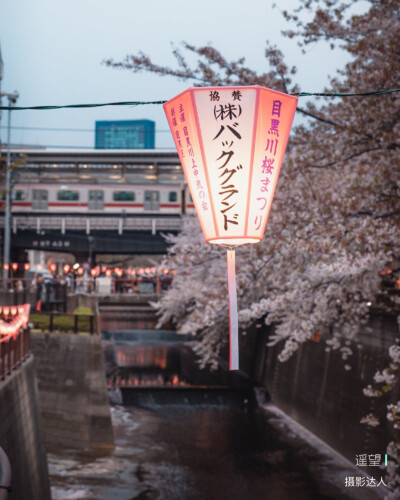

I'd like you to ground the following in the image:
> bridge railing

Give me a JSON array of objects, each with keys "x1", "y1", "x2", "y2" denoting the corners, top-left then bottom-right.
[
  {"x1": 0, "y1": 216, "x2": 183, "y2": 235},
  {"x1": 29, "y1": 312, "x2": 96, "y2": 335},
  {"x1": 0, "y1": 327, "x2": 31, "y2": 380},
  {"x1": 1, "y1": 276, "x2": 173, "y2": 297}
]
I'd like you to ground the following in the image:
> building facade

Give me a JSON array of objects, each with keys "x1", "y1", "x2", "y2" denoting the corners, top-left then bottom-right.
[{"x1": 95, "y1": 120, "x2": 155, "y2": 149}]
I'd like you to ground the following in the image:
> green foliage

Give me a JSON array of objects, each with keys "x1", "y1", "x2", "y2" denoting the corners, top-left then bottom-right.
[
  {"x1": 29, "y1": 312, "x2": 93, "y2": 334},
  {"x1": 72, "y1": 306, "x2": 94, "y2": 315}
]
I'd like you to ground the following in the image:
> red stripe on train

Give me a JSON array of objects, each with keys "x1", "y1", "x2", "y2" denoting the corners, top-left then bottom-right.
[
  {"x1": 103, "y1": 203, "x2": 143, "y2": 208},
  {"x1": 0, "y1": 201, "x2": 32, "y2": 207},
  {"x1": 48, "y1": 202, "x2": 89, "y2": 207}
]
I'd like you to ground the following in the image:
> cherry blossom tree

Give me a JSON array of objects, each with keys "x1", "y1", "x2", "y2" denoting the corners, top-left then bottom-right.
[
  {"x1": 362, "y1": 343, "x2": 400, "y2": 497},
  {"x1": 105, "y1": 0, "x2": 399, "y2": 364},
  {"x1": 106, "y1": 0, "x2": 399, "y2": 493}
]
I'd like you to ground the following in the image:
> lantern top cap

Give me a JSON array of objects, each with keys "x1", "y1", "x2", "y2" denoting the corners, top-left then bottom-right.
[{"x1": 163, "y1": 85, "x2": 298, "y2": 106}]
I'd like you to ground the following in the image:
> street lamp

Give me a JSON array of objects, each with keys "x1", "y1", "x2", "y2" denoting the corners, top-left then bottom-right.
[{"x1": 164, "y1": 86, "x2": 297, "y2": 370}]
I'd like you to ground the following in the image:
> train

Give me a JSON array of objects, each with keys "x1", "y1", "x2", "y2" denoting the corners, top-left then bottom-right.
[{"x1": 0, "y1": 183, "x2": 196, "y2": 216}]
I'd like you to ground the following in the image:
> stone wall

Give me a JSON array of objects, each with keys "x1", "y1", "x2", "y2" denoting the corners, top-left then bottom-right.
[
  {"x1": 240, "y1": 312, "x2": 399, "y2": 476},
  {"x1": 30, "y1": 332, "x2": 114, "y2": 451},
  {"x1": 0, "y1": 356, "x2": 51, "y2": 500},
  {"x1": 66, "y1": 293, "x2": 99, "y2": 313}
]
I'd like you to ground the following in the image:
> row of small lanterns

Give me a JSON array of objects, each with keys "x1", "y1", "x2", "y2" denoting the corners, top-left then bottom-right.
[
  {"x1": 0, "y1": 305, "x2": 27, "y2": 317},
  {"x1": 61, "y1": 264, "x2": 175, "y2": 277},
  {"x1": 0, "y1": 304, "x2": 30, "y2": 339},
  {"x1": 81, "y1": 265, "x2": 176, "y2": 278},
  {"x1": 1, "y1": 262, "x2": 176, "y2": 278},
  {"x1": 2, "y1": 263, "x2": 31, "y2": 271}
]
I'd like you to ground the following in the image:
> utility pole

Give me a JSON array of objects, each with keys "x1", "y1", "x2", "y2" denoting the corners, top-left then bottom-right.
[
  {"x1": 0, "y1": 42, "x2": 3, "y2": 126},
  {"x1": 1, "y1": 92, "x2": 19, "y2": 283},
  {"x1": 0, "y1": 44, "x2": 19, "y2": 282}
]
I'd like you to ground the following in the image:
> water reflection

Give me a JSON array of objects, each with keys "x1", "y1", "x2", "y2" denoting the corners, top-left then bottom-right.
[
  {"x1": 49, "y1": 403, "x2": 337, "y2": 500},
  {"x1": 115, "y1": 345, "x2": 170, "y2": 370}
]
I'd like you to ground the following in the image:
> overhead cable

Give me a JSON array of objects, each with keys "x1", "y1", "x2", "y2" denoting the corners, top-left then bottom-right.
[{"x1": 1, "y1": 88, "x2": 399, "y2": 111}]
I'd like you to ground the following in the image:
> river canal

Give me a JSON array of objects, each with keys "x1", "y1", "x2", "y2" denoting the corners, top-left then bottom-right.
[{"x1": 48, "y1": 395, "x2": 351, "y2": 500}]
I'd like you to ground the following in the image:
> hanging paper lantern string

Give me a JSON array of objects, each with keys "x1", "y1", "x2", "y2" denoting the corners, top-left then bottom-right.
[
  {"x1": 0, "y1": 303, "x2": 30, "y2": 341},
  {"x1": 164, "y1": 85, "x2": 297, "y2": 371}
]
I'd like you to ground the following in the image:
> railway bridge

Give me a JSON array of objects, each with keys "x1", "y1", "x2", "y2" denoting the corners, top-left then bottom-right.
[
  {"x1": 2, "y1": 214, "x2": 183, "y2": 258},
  {"x1": 0, "y1": 148, "x2": 187, "y2": 260}
]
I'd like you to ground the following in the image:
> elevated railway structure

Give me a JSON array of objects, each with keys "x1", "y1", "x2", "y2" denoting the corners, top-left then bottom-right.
[{"x1": 0, "y1": 148, "x2": 191, "y2": 258}]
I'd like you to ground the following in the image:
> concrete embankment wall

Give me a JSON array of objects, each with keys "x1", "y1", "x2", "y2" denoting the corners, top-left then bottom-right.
[
  {"x1": 239, "y1": 312, "x2": 398, "y2": 474},
  {"x1": 99, "y1": 294, "x2": 167, "y2": 331},
  {"x1": 0, "y1": 356, "x2": 51, "y2": 500},
  {"x1": 30, "y1": 332, "x2": 114, "y2": 451}
]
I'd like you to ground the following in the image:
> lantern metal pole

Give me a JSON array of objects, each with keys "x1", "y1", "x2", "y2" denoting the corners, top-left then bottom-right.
[{"x1": 227, "y1": 248, "x2": 239, "y2": 370}]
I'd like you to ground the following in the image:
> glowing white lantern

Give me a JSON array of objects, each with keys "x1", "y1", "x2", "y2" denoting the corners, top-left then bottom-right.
[{"x1": 164, "y1": 86, "x2": 297, "y2": 370}]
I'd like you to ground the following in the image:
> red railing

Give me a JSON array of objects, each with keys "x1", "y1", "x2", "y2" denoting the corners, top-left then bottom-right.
[{"x1": 0, "y1": 327, "x2": 31, "y2": 380}]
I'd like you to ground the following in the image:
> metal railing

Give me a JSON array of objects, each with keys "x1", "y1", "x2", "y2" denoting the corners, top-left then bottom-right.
[
  {"x1": 1, "y1": 276, "x2": 173, "y2": 297},
  {"x1": 0, "y1": 327, "x2": 30, "y2": 380},
  {"x1": 29, "y1": 312, "x2": 96, "y2": 335},
  {"x1": 0, "y1": 216, "x2": 183, "y2": 235}
]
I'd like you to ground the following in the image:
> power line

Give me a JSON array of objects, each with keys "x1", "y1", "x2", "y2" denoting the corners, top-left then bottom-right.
[
  {"x1": 0, "y1": 125, "x2": 171, "y2": 133},
  {"x1": 0, "y1": 143, "x2": 95, "y2": 150},
  {"x1": 0, "y1": 142, "x2": 176, "y2": 150},
  {"x1": 0, "y1": 88, "x2": 399, "y2": 111},
  {"x1": 294, "y1": 88, "x2": 400, "y2": 97},
  {"x1": 0, "y1": 99, "x2": 167, "y2": 111}
]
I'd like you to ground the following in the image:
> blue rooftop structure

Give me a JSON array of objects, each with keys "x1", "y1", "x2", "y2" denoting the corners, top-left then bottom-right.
[{"x1": 95, "y1": 119, "x2": 155, "y2": 149}]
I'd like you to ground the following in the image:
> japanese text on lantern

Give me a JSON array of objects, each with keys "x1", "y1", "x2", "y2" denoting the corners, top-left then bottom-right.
[
  {"x1": 169, "y1": 103, "x2": 208, "y2": 211},
  {"x1": 254, "y1": 99, "x2": 282, "y2": 231},
  {"x1": 211, "y1": 90, "x2": 244, "y2": 231}
]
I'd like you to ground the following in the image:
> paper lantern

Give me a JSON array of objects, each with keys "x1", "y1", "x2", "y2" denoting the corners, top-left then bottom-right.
[
  {"x1": 12, "y1": 263, "x2": 18, "y2": 271},
  {"x1": 63, "y1": 264, "x2": 70, "y2": 274},
  {"x1": 164, "y1": 86, "x2": 297, "y2": 370},
  {"x1": 24, "y1": 263, "x2": 30, "y2": 271},
  {"x1": 0, "y1": 303, "x2": 30, "y2": 342}
]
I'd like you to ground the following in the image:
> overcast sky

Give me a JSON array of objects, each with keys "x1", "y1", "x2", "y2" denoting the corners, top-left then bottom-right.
[{"x1": 0, "y1": 0, "x2": 351, "y2": 150}]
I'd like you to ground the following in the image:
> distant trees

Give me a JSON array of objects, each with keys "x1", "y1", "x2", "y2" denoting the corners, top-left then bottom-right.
[{"x1": 106, "y1": 1, "x2": 400, "y2": 494}]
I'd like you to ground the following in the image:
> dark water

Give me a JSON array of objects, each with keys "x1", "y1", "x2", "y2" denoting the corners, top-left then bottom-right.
[{"x1": 49, "y1": 398, "x2": 339, "y2": 500}]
